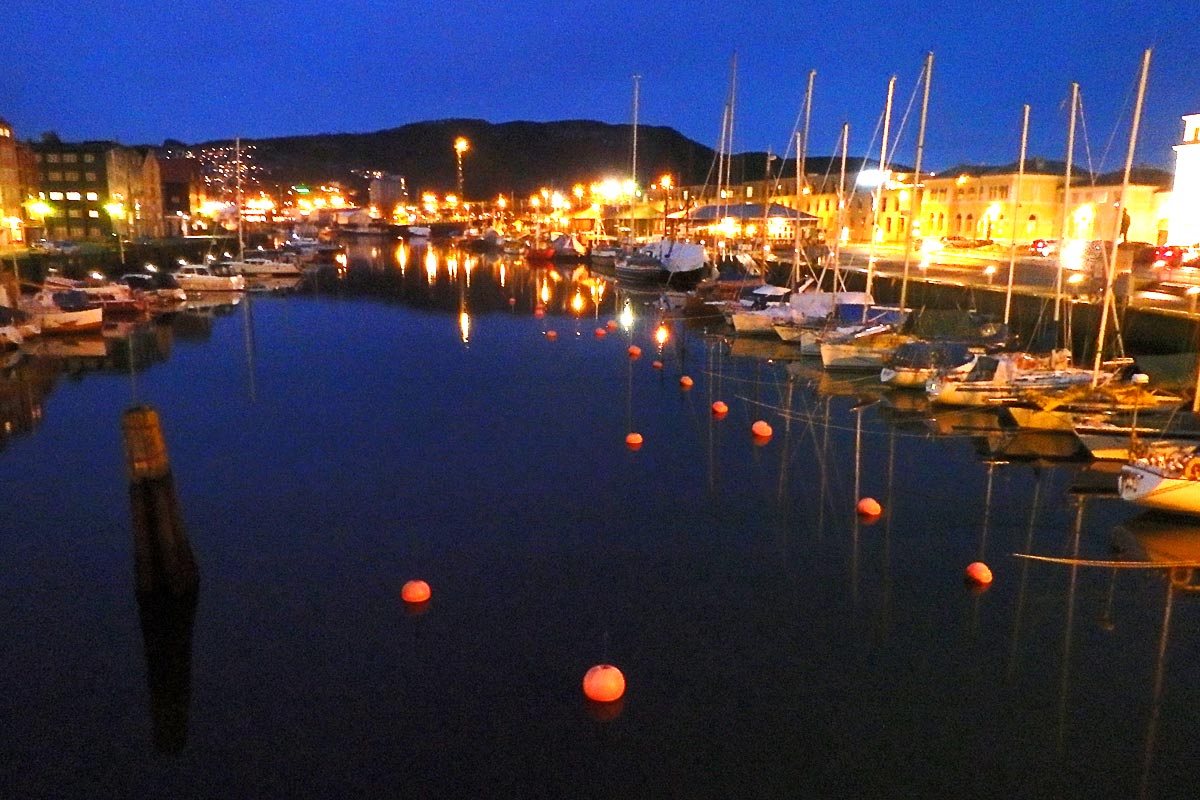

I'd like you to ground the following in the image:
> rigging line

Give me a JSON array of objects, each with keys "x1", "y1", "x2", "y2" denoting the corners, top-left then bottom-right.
[
  {"x1": 1077, "y1": 91, "x2": 1098, "y2": 186},
  {"x1": 1097, "y1": 67, "x2": 1142, "y2": 179},
  {"x1": 886, "y1": 66, "x2": 925, "y2": 168}
]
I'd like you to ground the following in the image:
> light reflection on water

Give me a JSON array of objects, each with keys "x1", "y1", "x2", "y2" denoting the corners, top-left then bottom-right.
[{"x1": 1, "y1": 245, "x2": 1198, "y2": 798}]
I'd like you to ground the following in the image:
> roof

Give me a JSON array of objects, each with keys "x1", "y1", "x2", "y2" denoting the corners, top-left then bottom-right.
[{"x1": 684, "y1": 203, "x2": 819, "y2": 222}]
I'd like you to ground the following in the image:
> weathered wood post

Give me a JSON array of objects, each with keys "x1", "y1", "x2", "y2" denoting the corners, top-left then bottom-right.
[
  {"x1": 122, "y1": 405, "x2": 198, "y2": 597},
  {"x1": 123, "y1": 405, "x2": 199, "y2": 753}
]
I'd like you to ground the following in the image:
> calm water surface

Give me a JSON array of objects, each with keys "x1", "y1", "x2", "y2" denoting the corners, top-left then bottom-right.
[{"x1": 2, "y1": 246, "x2": 1199, "y2": 799}]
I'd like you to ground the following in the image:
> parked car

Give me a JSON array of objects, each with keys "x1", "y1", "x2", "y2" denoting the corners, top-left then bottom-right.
[
  {"x1": 1028, "y1": 238, "x2": 1058, "y2": 256},
  {"x1": 1152, "y1": 245, "x2": 1199, "y2": 268}
]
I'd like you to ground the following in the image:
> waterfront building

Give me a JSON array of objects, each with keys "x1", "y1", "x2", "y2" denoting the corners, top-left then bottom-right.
[
  {"x1": 368, "y1": 174, "x2": 407, "y2": 219},
  {"x1": 31, "y1": 136, "x2": 166, "y2": 242},
  {"x1": 1168, "y1": 113, "x2": 1200, "y2": 246},
  {"x1": 0, "y1": 117, "x2": 24, "y2": 246},
  {"x1": 158, "y1": 152, "x2": 204, "y2": 236}
]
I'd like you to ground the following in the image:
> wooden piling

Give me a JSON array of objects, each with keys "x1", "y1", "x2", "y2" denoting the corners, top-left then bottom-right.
[{"x1": 122, "y1": 406, "x2": 198, "y2": 597}]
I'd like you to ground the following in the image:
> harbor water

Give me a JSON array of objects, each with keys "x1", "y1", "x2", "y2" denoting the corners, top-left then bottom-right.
[{"x1": 2, "y1": 243, "x2": 1198, "y2": 799}]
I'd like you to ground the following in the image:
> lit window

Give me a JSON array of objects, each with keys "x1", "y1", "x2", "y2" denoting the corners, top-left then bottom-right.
[
  {"x1": 85, "y1": 192, "x2": 98, "y2": 201},
  {"x1": 67, "y1": 209, "x2": 81, "y2": 218},
  {"x1": 64, "y1": 171, "x2": 79, "y2": 181},
  {"x1": 88, "y1": 209, "x2": 99, "y2": 218},
  {"x1": 63, "y1": 153, "x2": 78, "y2": 163},
  {"x1": 84, "y1": 172, "x2": 96, "y2": 182},
  {"x1": 48, "y1": 191, "x2": 64, "y2": 200},
  {"x1": 83, "y1": 153, "x2": 95, "y2": 163},
  {"x1": 48, "y1": 171, "x2": 62, "y2": 182},
  {"x1": 46, "y1": 153, "x2": 60, "y2": 163},
  {"x1": 66, "y1": 191, "x2": 81, "y2": 201}
]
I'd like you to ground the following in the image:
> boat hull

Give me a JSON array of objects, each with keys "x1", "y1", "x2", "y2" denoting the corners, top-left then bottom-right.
[{"x1": 1120, "y1": 462, "x2": 1200, "y2": 516}]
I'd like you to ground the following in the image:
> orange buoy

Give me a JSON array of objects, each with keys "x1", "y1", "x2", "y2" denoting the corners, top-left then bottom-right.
[
  {"x1": 606, "y1": 320, "x2": 618, "y2": 331},
  {"x1": 679, "y1": 375, "x2": 694, "y2": 389},
  {"x1": 628, "y1": 345, "x2": 642, "y2": 359},
  {"x1": 965, "y1": 562, "x2": 993, "y2": 585},
  {"x1": 546, "y1": 330, "x2": 558, "y2": 340},
  {"x1": 856, "y1": 497, "x2": 882, "y2": 517},
  {"x1": 583, "y1": 664, "x2": 626, "y2": 703},
  {"x1": 595, "y1": 327, "x2": 607, "y2": 338},
  {"x1": 625, "y1": 432, "x2": 643, "y2": 450},
  {"x1": 652, "y1": 360, "x2": 663, "y2": 369},
  {"x1": 534, "y1": 307, "x2": 545, "y2": 319},
  {"x1": 508, "y1": 297, "x2": 516, "y2": 306},
  {"x1": 712, "y1": 401, "x2": 729, "y2": 418},
  {"x1": 751, "y1": 420, "x2": 772, "y2": 439},
  {"x1": 401, "y1": 579, "x2": 431, "y2": 604}
]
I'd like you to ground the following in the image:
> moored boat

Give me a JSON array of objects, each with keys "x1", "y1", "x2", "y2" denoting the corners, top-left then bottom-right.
[
  {"x1": 171, "y1": 264, "x2": 247, "y2": 292},
  {"x1": 18, "y1": 289, "x2": 104, "y2": 334},
  {"x1": 1120, "y1": 446, "x2": 1200, "y2": 516}
]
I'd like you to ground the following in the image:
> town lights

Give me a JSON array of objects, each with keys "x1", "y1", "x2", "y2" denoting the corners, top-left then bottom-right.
[{"x1": 454, "y1": 137, "x2": 469, "y2": 203}]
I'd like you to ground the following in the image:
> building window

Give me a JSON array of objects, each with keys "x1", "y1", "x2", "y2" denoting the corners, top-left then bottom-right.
[
  {"x1": 84, "y1": 172, "x2": 97, "y2": 182},
  {"x1": 67, "y1": 209, "x2": 82, "y2": 218},
  {"x1": 83, "y1": 153, "x2": 95, "y2": 163},
  {"x1": 63, "y1": 153, "x2": 78, "y2": 163},
  {"x1": 64, "y1": 171, "x2": 79, "y2": 181},
  {"x1": 85, "y1": 191, "x2": 98, "y2": 201},
  {"x1": 48, "y1": 191, "x2": 64, "y2": 200},
  {"x1": 48, "y1": 171, "x2": 62, "y2": 182},
  {"x1": 88, "y1": 209, "x2": 99, "y2": 218},
  {"x1": 69, "y1": 226, "x2": 85, "y2": 238},
  {"x1": 46, "y1": 153, "x2": 61, "y2": 163},
  {"x1": 66, "y1": 191, "x2": 81, "y2": 201}
]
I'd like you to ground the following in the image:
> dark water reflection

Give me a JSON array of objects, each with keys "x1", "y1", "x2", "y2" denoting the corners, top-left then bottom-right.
[{"x1": 2, "y1": 242, "x2": 1200, "y2": 798}]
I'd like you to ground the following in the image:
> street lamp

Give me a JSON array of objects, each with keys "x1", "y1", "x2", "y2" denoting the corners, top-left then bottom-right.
[
  {"x1": 105, "y1": 201, "x2": 125, "y2": 264},
  {"x1": 454, "y1": 137, "x2": 469, "y2": 210},
  {"x1": 26, "y1": 199, "x2": 52, "y2": 243}
]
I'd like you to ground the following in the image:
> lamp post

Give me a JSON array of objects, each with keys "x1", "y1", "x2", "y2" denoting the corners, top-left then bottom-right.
[
  {"x1": 105, "y1": 201, "x2": 125, "y2": 265},
  {"x1": 27, "y1": 199, "x2": 52, "y2": 244},
  {"x1": 454, "y1": 137, "x2": 469, "y2": 216}
]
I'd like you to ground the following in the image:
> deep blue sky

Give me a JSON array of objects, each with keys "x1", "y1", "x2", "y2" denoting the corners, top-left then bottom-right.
[{"x1": 2, "y1": 0, "x2": 1196, "y2": 173}]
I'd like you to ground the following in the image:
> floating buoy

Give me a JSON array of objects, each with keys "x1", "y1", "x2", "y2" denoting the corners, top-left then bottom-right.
[
  {"x1": 546, "y1": 330, "x2": 558, "y2": 340},
  {"x1": 625, "y1": 432, "x2": 643, "y2": 450},
  {"x1": 751, "y1": 420, "x2": 773, "y2": 441},
  {"x1": 856, "y1": 497, "x2": 882, "y2": 517},
  {"x1": 965, "y1": 562, "x2": 993, "y2": 585},
  {"x1": 595, "y1": 327, "x2": 607, "y2": 338},
  {"x1": 583, "y1": 664, "x2": 625, "y2": 703},
  {"x1": 401, "y1": 579, "x2": 431, "y2": 604},
  {"x1": 712, "y1": 401, "x2": 729, "y2": 418},
  {"x1": 534, "y1": 307, "x2": 545, "y2": 319},
  {"x1": 508, "y1": 297, "x2": 516, "y2": 306},
  {"x1": 606, "y1": 320, "x2": 618, "y2": 331},
  {"x1": 652, "y1": 360, "x2": 663, "y2": 369},
  {"x1": 628, "y1": 345, "x2": 642, "y2": 359},
  {"x1": 679, "y1": 375, "x2": 694, "y2": 389}
]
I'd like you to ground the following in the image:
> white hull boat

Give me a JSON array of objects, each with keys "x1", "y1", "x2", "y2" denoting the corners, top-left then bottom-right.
[
  {"x1": 1120, "y1": 451, "x2": 1200, "y2": 516},
  {"x1": 172, "y1": 265, "x2": 247, "y2": 292}
]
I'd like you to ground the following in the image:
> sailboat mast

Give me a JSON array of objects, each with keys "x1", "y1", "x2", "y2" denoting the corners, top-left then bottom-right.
[
  {"x1": 1093, "y1": 48, "x2": 1151, "y2": 387},
  {"x1": 725, "y1": 52, "x2": 737, "y2": 196},
  {"x1": 835, "y1": 122, "x2": 849, "y2": 299},
  {"x1": 900, "y1": 52, "x2": 933, "y2": 310},
  {"x1": 794, "y1": 69, "x2": 815, "y2": 287},
  {"x1": 235, "y1": 136, "x2": 244, "y2": 261},
  {"x1": 866, "y1": 76, "x2": 895, "y2": 299},
  {"x1": 1004, "y1": 104, "x2": 1030, "y2": 327},
  {"x1": 1055, "y1": 82, "x2": 1079, "y2": 329},
  {"x1": 631, "y1": 74, "x2": 640, "y2": 191}
]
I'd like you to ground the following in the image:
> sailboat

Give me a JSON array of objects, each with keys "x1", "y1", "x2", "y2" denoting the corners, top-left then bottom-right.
[{"x1": 221, "y1": 138, "x2": 302, "y2": 279}]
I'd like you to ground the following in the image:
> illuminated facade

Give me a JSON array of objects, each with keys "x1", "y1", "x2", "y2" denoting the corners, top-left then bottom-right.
[
  {"x1": 31, "y1": 138, "x2": 166, "y2": 241},
  {"x1": 1169, "y1": 113, "x2": 1200, "y2": 245},
  {"x1": 0, "y1": 117, "x2": 24, "y2": 245}
]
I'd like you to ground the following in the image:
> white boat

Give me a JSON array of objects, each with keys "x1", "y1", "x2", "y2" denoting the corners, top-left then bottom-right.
[
  {"x1": 726, "y1": 284, "x2": 793, "y2": 335},
  {"x1": 1120, "y1": 447, "x2": 1200, "y2": 516},
  {"x1": 881, "y1": 341, "x2": 975, "y2": 389},
  {"x1": 171, "y1": 264, "x2": 246, "y2": 293},
  {"x1": 615, "y1": 239, "x2": 708, "y2": 282},
  {"x1": 818, "y1": 305, "x2": 912, "y2": 371},
  {"x1": 926, "y1": 350, "x2": 1100, "y2": 407},
  {"x1": 18, "y1": 289, "x2": 105, "y2": 334},
  {"x1": 222, "y1": 256, "x2": 303, "y2": 277}
]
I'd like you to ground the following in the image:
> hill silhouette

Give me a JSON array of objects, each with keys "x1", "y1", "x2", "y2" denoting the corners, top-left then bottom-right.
[{"x1": 191, "y1": 119, "x2": 886, "y2": 203}]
